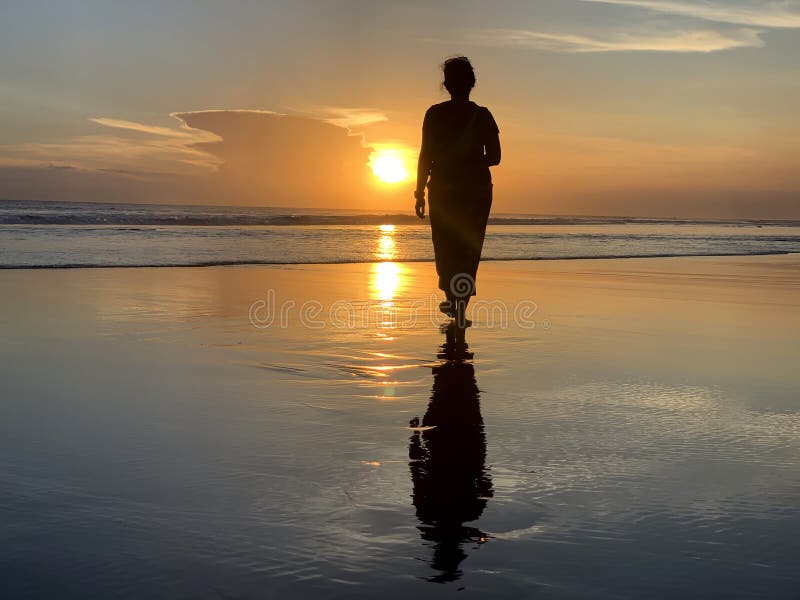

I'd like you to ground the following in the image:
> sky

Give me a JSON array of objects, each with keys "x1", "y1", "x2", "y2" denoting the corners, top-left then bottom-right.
[{"x1": 0, "y1": 0, "x2": 798, "y2": 218}]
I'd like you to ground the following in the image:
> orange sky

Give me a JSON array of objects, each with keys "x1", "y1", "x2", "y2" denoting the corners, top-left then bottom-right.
[{"x1": 0, "y1": 1, "x2": 798, "y2": 218}]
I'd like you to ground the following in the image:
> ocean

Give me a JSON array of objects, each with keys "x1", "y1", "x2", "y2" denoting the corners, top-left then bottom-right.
[{"x1": 1, "y1": 199, "x2": 799, "y2": 268}]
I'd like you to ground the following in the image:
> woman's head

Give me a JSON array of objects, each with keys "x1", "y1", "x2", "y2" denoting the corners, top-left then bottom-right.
[{"x1": 442, "y1": 56, "x2": 475, "y2": 98}]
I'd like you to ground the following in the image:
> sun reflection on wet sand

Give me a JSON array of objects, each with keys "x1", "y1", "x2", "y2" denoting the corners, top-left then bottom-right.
[
  {"x1": 368, "y1": 225, "x2": 408, "y2": 376},
  {"x1": 370, "y1": 224, "x2": 406, "y2": 308},
  {"x1": 371, "y1": 262, "x2": 402, "y2": 303}
]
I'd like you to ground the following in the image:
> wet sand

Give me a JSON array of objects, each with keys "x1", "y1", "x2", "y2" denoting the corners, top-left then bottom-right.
[{"x1": 1, "y1": 255, "x2": 799, "y2": 598}]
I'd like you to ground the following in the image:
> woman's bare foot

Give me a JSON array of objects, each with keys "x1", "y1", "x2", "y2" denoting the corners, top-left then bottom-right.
[
  {"x1": 453, "y1": 298, "x2": 472, "y2": 328},
  {"x1": 439, "y1": 299, "x2": 455, "y2": 317}
]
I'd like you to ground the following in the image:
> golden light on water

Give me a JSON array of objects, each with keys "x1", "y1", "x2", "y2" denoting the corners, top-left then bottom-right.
[
  {"x1": 375, "y1": 224, "x2": 397, "y2": 261},
  {"x1": 370, "y1": 224, "x2": 405, "y2": 338},
  {"x1": 371, "y1": 224, "x2": 402, "y2": 301},
  {"x1": 371, "y1": 261, "x2": 401, "y2": 302}
]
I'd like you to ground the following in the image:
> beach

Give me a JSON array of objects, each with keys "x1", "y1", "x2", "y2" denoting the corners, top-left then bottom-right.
[{"x1": 2, "y1": 255, "x2": 799, "y2": 598}]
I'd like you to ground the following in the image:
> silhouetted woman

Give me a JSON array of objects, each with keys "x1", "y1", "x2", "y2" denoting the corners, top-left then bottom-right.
[{"x1": 414, "y1": 57, "x2": 501, "y2": 325}]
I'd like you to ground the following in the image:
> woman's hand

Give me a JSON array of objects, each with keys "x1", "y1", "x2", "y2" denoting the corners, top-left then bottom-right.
[{"x1": 414, "y1": 190, "x2": 426, "y2": 219}]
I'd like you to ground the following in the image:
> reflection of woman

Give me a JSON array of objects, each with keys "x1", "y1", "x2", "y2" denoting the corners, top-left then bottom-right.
[
  {"x1": 409, "y1": 346, "x2": 493, "y2": 582},
  {"x1": 414, "y1": 57, "x2": 501, "y2": 324}
]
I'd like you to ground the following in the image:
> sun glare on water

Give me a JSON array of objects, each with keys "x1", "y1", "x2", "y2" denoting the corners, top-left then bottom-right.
[{"x1": 370, "y1": 148, "x2": 410, "y2": 185}]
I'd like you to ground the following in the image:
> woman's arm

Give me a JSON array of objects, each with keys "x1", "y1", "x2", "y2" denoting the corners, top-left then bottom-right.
[
  {"x1": 414, "y1": 151, "x2": 430, "y2": 218},
  {"x1": 416, "y1": 148, "x2": 431, "y2": 195},
  {"x1": 484, "y1": 130, "x2": 501, "y2": 167},
  {"x1": 416, "y1": 110, "x2": 433, "y2": 194},
  {"x1": 483, "y1": 108, "x2": 501, "y2": 167},
  {"x1": 415, "y1": 109, "x2": 433, "y2": 218}
]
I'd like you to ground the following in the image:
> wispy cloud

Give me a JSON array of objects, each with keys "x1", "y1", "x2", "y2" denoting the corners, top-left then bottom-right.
[
  {"x1": 0, "y1": 115, "x2": 223, "y2": 174},
  {"x1": 460, "y1": 26, "x2": 764, "y2": 53},
  {"x1": 89, "y1": 117, "x2": 197, "y2": 139},
  {"x1": 578, "y1": 0, "x2": 800, "y2": 28},
  {"x1": 322, "y1": 108, "x2": 389, "y2": 129},
  {"x1": 171, "y1": 107, "x2": 388, "y2": 131},
  {"x1": 0, "y1": 135, "x2": 221, "y2": 174},
  {"x1": 170, "y1": 109, "x2": 279, "y2": 118},
  {"x1": 285, "y1": 106, "x2": 389, "y2": 130}
]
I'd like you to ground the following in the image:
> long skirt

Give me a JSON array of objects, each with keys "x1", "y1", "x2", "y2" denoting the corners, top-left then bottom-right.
[{"x1": 428, "y1": 180, "x2": 492, "y2": 299}]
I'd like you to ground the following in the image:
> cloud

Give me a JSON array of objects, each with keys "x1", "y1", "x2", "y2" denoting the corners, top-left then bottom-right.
[
  {"x1": 0, "y1": 108, "x2": 395, "y2": 206},
  {"x1": 0, "y1": 115, "x2": 223, "y2": 175},
  {"x1": 282, "y1": 106, "x2": 389, "y2": 130},
  {"x1": 172, "y1": 110, "x2": 375, "y2": 204},
  {"x1": 0, "y1": 134, "x2": 220, "y2": 174},
  {"x1": 445, "y1": 1, "x2": 799, "y2": 54},
  {"x1": 318, "y1": 107, "x2": 389, "y2": 129},
  {"x1": 578, "y1": 0, "x2": 800, "y2": 28},
  {"x1": 88, "y1": 117, "x2": 198, "y2": 139},
  {"x1": 459, "y1": 26, "x2": 764, "y2": 52}
]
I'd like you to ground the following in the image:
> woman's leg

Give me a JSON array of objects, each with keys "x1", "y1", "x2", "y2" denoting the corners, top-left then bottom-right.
[
  {"x1": 462, "y1": 184, "x2": 493, "y2": 297},
  {"x1": 430, "y1": 183, "x2": 490, "y2": 324},
  {"x1": 428, "y1": 188, "x2": 449, "y2": 294},
  {"x1": 451, "y1": 185, "x2": 491, "y2": 327},
  {"x1": 429, "y1": 186, "x2": 461, "y2": 306}
]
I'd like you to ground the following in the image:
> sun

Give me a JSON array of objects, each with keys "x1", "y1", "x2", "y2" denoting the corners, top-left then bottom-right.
[{"x1": 370, "y1": 149, "x2": 409, "y2": 184}]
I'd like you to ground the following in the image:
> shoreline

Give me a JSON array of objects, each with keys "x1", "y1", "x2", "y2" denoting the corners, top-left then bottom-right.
[{"x1": 1, "y1": 249, "x2": 796, "y2": 270}]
